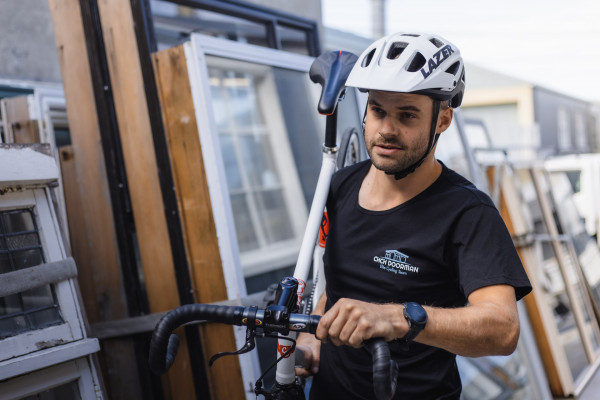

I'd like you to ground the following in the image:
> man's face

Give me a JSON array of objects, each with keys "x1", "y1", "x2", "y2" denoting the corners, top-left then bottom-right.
[{"x1": 363, "y1": 91, "x2": 434, "y2": 176}]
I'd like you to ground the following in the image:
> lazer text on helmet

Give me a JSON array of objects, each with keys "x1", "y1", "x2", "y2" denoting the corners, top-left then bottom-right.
[{"x1": 420, "y1": 45, "x2": 454, "y2": 79}]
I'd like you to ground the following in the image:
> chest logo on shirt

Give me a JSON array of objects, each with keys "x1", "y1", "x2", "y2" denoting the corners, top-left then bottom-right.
[{"x1": 373, "y1": 250, "x2": 419, "y2": 275}]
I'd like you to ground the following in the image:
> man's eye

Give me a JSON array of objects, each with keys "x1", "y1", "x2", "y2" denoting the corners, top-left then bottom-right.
[
  {"x1": 371, "y1": 107, "x2": 385, "y2": 116},
  {"x1": 401, "y1": 112, "x2": 417, "y2": 119}
]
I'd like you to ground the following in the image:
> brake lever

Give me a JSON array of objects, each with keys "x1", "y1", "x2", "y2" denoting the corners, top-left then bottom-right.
[{"x1": 208, "y1": 326, "x2": 257, "y2": 366}]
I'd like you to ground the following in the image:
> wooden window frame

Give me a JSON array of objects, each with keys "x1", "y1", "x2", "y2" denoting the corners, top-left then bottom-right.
[
  {"x1": 0, "y1": 189, "x2": 85, "y2": 367},
  {"x1": 0, "y1": 357, "x2": 101, "y2": 399}
]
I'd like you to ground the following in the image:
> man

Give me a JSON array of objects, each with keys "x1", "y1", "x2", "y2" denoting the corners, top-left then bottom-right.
[{"x1": 296, "y1": 32, "x2": 532, "y2": 399}]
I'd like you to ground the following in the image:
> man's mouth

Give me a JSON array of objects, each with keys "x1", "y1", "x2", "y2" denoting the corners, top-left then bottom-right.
[{"x1": 375, "y1": 142, "x2": 403, "y2": 151}]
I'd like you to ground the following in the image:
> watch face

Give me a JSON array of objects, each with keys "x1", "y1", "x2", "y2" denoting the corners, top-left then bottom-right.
[{"x1": 405, "y1": 302, "x2": 428, "y2": 325}]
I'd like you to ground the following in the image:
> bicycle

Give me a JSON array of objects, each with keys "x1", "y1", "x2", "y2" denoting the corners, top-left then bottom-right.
[{"x1": 149, "y1": 50, "x2": 399, "y2": 400}]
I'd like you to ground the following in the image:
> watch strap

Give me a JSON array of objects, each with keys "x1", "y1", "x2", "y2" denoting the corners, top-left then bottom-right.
[{"x1": 397, "y1": 302, "x2": 427, "y2": 350}]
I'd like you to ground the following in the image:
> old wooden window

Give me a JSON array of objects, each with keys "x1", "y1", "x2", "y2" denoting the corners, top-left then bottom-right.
[{"x1": 0, "y1": 208, "x2": 62, "y2": 338}]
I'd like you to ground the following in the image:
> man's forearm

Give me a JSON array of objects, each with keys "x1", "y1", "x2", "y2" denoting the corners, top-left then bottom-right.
[
  {"x1": 316, "y1": 284, "x2": 520, "y2": 356},
  {"x1": 416, "y1": 299, "x2": 520, "y2": 357},
  {"x1": 312, "y1": 292, "x2": 327, "y2": 315}
]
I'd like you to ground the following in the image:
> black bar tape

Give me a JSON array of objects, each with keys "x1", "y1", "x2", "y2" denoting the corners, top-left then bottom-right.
[
  {"x1": 148, "y1": 304, "x2": 244, "y2": 374},
  {"x1": 364, "y1": 339, "x2": 399, "y2": 400}
]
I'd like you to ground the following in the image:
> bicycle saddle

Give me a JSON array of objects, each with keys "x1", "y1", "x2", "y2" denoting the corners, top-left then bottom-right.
[{"x1": 309, "y1": 50, "x2": 358, "y2": 115}]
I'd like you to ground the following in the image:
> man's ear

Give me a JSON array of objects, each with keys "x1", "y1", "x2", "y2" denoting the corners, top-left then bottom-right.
[{"x1": 436, "y1": 107, "x2": 453, "y2": 134}]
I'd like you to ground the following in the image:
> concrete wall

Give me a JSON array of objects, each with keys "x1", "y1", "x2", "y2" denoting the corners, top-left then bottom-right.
[
  {"x1": 0, "y1": 0, "x2": 61, "y2": 83},
  {"x1": 0, "y1": 0, "x2": 322, "y2": 86}
]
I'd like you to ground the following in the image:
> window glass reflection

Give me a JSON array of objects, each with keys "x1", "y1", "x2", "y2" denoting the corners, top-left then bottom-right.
[
  {"x1": 151, "y1": 1, "x2": 268, "y2": 50},
  {"x1": 0, "y1": 209, "x2": 62, "y2": 339},
  {"x1": 207, "y1": 56, "x2": 313, "y2": 274}
]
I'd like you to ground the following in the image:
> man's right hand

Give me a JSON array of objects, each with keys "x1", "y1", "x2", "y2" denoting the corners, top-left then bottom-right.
[{"x1": 294, "y1": 332, "x2": 321, "y2": 378}]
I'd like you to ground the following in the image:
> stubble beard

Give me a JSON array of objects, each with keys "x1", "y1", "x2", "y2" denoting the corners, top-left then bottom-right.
[{"x1": 366, "y1": 132, "x2": 429, "y2": 176}]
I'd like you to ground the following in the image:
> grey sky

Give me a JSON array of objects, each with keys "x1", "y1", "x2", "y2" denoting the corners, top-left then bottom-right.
[{"x1": 323, "y1": 0, "x2": 600, "y2": 102}]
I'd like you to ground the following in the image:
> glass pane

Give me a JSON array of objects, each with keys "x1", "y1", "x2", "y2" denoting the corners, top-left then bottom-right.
[
  {"x1": 277, "y1": 26, "x2": 309, "y2": 55},
  {"x1": 206, "y1": 55, "x2": 323, "y2": 277},
  {"x1": 272, "y1": 68, "x2": 325, "y2": 207},
  {"x1": 230, "y1": 193, "x2": 259, "y2": 252},
  {"x1": 0, "y1": 208, "x2": 63, "y2": 338},
  {"x1": 209, "y1": 77, "x2": 229, "y2": 131},
  {"x1": 226, "y1": 74, "x2": 259, "y2": 126},
  {"x1": 29, "y1": 307, "x2": 62, "y2": 330},
  {"x1": 239, "y1": 135, "x2": 280, "y2": 189},
  {"x1": 220, "y1": 134, "x2": 243, "y2": 191},
  {"x1": 253, "y1": 189, "x2": 294, "y2": 244},
  {"x1": 0, "y1": 294, "x2": 22, "y2": 316},
  {"x1": 22, "y1": 285, "x2": 55, "y2": 309},
  {"x1": 6, "y1": 233, "x2": 40, "y2": 250},
  {"x1": 0, "y1": 251, "x2": 11, "y2": 273},
  {"x1": 12, "y1": 248, "x2": 44, "y2": 270},
  {"x1": 0, "y1": 315, "x2": 28, "y2": 339},
  {"x1": 22, "y1": 380, "x2": 81, "y2": 400},
  {"x1": 208, "y1": 58, "x2": 304, "y2": 261},
  {"x1": 2, "y1": 209, "x2": 35, "y2": 232},
  {"x1": 151, "y1": 0, "x2": 268, "y2": 50}
]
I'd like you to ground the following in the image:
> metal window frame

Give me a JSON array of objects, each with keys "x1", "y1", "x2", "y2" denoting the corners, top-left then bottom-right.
[{"x1": 140, "y1": 0, "x2": 321, "y2": 55}]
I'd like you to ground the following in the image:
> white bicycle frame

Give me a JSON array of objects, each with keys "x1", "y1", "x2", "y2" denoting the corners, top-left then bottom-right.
[
  {"x1": 274, "y1": 118, "x2": 363, "y2": 386},
  {"x1": 275, "y1": 147, "x2": 338, "y2": 385}
]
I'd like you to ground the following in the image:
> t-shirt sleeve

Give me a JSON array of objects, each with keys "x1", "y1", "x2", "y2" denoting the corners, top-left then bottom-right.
[{"x1": 450, "y1": 204, "x2": 532, "y2": 301}]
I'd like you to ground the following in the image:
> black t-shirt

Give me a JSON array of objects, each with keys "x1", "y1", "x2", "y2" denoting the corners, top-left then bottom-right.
[{"x1": 310, "y1": 160, "x2": 532, "y2": 400}]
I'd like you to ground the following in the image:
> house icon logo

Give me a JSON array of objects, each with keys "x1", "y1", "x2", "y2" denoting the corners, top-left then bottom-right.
[{"x1": 373, "y1": 250, "x2": 419, "y2": 276}]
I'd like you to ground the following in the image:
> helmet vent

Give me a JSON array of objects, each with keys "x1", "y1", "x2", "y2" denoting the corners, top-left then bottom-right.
[
  {"x1": 429, "y1": 38, "x2": 444, "y2": 48},
  {"x1": 362, "y1": 48, "x2": 376, "y2": 67},
  {"x1": 387, "y1": 42, "x2": 408, "y2": 60},
  {"x1": 401, "y1": 33, "x2": 420, "y2": 37},
  {"x1": 445, "y1": 61, "x2": 461, "y2": 76},
  {"x1": 406, "y1": 52, "x2": 426, "y2": 72}
]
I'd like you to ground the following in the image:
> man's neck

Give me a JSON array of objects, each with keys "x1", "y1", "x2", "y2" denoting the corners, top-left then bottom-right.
[{"x1": 358, "y1": 158, "x2": 442, "y2": 211}]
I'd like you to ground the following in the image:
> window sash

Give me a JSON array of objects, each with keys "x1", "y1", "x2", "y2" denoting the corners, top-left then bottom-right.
[
  {"x1": 0, "y1": 189, "x2": 83, "y2": 363},
  {"x1": 188, "y1": 34, "x2": 314, "y2": 277}
]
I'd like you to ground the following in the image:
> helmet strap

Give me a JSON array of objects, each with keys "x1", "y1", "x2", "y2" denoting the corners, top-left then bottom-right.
[
  {"x1": 361, "y1": 99, "x2": 442, "y2": 180},
  {"x1": 391, "y1": 99, "x2": 441, "y2": 180}
]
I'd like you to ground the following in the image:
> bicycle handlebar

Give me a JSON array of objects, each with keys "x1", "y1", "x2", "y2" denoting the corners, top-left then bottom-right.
[{"x1": 148, "y1": 303, "x2": 398, "y2": 400}]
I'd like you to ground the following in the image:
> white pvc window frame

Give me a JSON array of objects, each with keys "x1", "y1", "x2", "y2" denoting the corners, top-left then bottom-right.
[
  {"x1": 206, "y1": 55, "x2": 309, "y2": 275},
  {"x1": 184, "y1": 34, "x2": 316, "y2": 397},
  {"x1": 185, "y1": 33, "x2": 314, "y2": 280}
]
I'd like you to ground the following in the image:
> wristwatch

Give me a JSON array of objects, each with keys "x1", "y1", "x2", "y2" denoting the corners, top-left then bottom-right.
[{"x1": 397, "y1": 302, "x2": 428, "y2": 350}]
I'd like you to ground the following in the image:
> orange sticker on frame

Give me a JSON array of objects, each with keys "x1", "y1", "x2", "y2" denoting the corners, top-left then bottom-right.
[{"x1": 318, "y1": 211, "x2": 329, "y2": 248}]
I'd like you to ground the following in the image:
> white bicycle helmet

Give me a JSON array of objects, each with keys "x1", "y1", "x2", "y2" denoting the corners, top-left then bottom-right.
[
  {"x1": 346, "y1": 32, "x2": 465, "y2": 107},
  {"x1": 346, "y1": 32, "x2": 466, "y2": 179}
]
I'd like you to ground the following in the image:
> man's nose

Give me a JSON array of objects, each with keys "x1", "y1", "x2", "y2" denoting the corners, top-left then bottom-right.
[{"x1": 378, "y1": 117, "x2": 397, "y2": 138}]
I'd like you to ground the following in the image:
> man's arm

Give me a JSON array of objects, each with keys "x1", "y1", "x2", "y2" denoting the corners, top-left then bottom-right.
[{"x1": 316, "y1": 284, "x2": 520, "y2": 357}]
